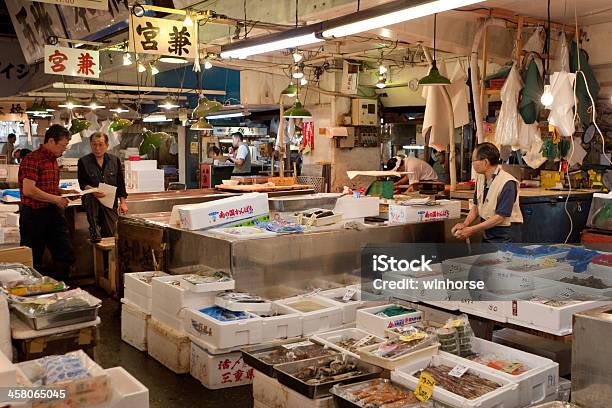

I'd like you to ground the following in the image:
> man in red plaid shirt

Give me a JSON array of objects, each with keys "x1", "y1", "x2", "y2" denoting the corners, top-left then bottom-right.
[{"x1": 18, "y1": 125, "x2": 79, "y2": 279}]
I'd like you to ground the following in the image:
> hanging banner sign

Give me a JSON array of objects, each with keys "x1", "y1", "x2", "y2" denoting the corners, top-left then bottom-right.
[
  {"x1": 44, "y1": 45, "x2": 100, "y2": 78},
  {"x1": 129, "y1": 16, "x2": 196, "y2": 58},
  {"x1": 30, "y1": 0, "x2": 109, "y2": 11}
]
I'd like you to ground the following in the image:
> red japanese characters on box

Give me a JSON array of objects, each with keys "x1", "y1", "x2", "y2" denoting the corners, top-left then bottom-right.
[
  {"x1": 190, "y1": 338, "x2": 254, "y2": 390},
  {"x1": 389, "y1": 200, "x2": 461, "y2": 225},
  {"x1": 176, "y1": 193, "x2": 269, "y2": 230}
]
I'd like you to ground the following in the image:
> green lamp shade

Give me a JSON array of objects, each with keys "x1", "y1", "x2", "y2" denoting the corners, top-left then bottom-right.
[
  {"x1": 284, "y1": 100, "x2": 312, "y2": 118},
  {"x1": 418, "y1": 61, "x2": 450, "y2": 86},
  {"x1": 190, "y1": 117, "x2": 213, "y2": 130},
  {"x1": 281, "y1": 83, "x2": 297, "y2": 97},
  {"x1": 192, "y1": 96, "x2": 222, "y2": 118},
  {"x1": 25, "y1": 102, "x2": 46, "y2": 115}
]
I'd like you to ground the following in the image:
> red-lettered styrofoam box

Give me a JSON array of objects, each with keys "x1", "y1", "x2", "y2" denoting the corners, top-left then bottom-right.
[
  {"x1": 175, "y1": 193, "x2": 269, "y2": 231},
  {"x1": 389, "y1": 200, "x2": 461, "y2": 224},
  {"x1": 121, "y1": 299, "x2": 150, "y2": 351},
  {"x1": 333, "y1": 196, "x2": 379, "y2": 220},
  {"x1": 190, "y1": 335, "x2": 254, "y2": 389},
  {"x1": 391, "y1": 353, "x2": 519, "y2": 408},
  {"x1": 455, "y1": 337, "x2": 559, "y2": 406},
  {"x1": 151, "y1": 276, "x2": 216, "y2": 322},
  {"x1": 318, "y1": 286, "x2": 364, "y2": 324},
  {"x1": 147, "y1": 317, "x2": 190, "y2": 374},
  {"x1": 251, "y1": 303, "x2": 302, "y2": 342},
  {"x1": 506, "y1": 285, "x2": 612, "y2": 336},
  {"x1": 274, "y1": 295, "x2": 343, "y2": 336},
  {"x1": 102, "y1": 367, "x2": 149, "y2": 408},
  {"x1": 185, "y1": 307, "x2": 263, "y2": 350},
  {"x1": 124, "y1": 271, "x2": 168, "y2": 314},
  {"x1": 356, "y1": 303, "x2": 422, "y2": 338}
]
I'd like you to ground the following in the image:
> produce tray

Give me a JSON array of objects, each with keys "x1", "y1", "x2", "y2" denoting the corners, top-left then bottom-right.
[
  {"x1": 330, "y1": 378, "x2": 431, "y2": 408},
  {"x1": 274, "y1": 354, "x2": 383, "y2": 399},
  {"x1": 241, "y1": 338, "x2": 336, "y2": 377},
  {"x1": 11, "y1": 292, "x2": 101, "y2": 330}
]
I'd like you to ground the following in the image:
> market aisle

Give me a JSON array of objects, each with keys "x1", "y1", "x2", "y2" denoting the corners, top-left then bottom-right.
[{"x1": 85, "y1": 287, "x2": 254, "y2": 408}]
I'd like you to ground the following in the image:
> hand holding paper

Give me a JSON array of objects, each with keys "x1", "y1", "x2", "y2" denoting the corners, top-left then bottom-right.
[{"x1": 96, "y1": 183, "x2": 117, "y2": 209}]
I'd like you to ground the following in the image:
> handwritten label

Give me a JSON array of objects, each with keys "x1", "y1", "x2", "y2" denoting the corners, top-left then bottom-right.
[
  {"x1": 342, "y1": 288, "x2": 357, "y2": 302},
  {"x1": 282, "y1": 340, "x2": 313, "y2": 350},
  {"x1": 415, "y1": 371, "x2": 435, "y2": 402},
  {"x1": 448, "y1": 364, "x2": 470, "y2": 378}
]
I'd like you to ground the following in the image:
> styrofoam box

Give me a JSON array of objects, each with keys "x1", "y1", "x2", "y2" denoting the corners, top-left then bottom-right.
[
  {"x1": 506, "y1": 285, "x2": 612, "y2": 335},
  {"x1": 102, "y1": 367, "x2": 149, "y2": 408},
  {"x1": 0, "y1": 349, "x2": 17, "y2": 400},
  {"x1": 184, "y1": 307, "x2": 263, "y2": 350},
  {"x1": 125, "y1": 160, "x2": 158, "y2": 171},
  {"x1": 537, "y1": 268, "x2": 612, "y2": 297},
  {"x1": 311, "y1": 328, "x2": 384, "y2": 359},
  {"x1": 318, "y1": 286, "x2": 365, "y2": 323},
  {"x1": 147, "y1": 317, "x2": 191, "y2": 374},
  {"x1": 457, "y1": 300, "x2": 512, "y2": 323},
  {"x1": 389, "y1": 199, "x2": 461, "y2": 224},
  {"x1": 190, "y1": 337, "x2": 253, "y2": 390},
  {"x1": 0, "y1": 227, "x2": 20, "y2": 244},
  {"x1": 180, "y1": 276, "x2": 235, "y2": 293},
  {"x1": 151, "y1": 276, "x2": 217, "y2": 317},
  {"x1": 333, "y1": 196, "x2": 380, "y2": 220},
  {"x1": 124, "y1": 272, "x2": 168, "y2": 312},
  {"x1": 252, "y1": 303, "x2": 302, "y2": 342},
  {"x1": 252, "y1": 369, "x2": 334, "y2": 408},
  {"x1": 274, "y1": 295, "x2": 343, "y2": 336},
  {"x1": 121, "y1": 300, "x2": 150, "y2": 352},
  {"x1": 124, "y1": 288, "x2": 153, "y2": 315},
  {"x1": 454, "y1": 337, "x2": 559, "y2": 406},
  {"x1": 356, "y1": 304, "x2": 423, "y2": 338},
  {"x1": 0, "y1": 293, "x2": 11, "y2": 361},
  {"x1": 391, "y1": 353, "x2": 520, "y2": 408},
  {"x1": 6, "y1": 213, "x2": 19, "y2": 227},
  {"x1": 215, "y1": 295, "x2": 273, "y2": 314},
  {"x1": 177, "y1": 192, "x2": 269, "y2": 230},
  {"x1": 152, "y1": 305, "x2": 189, "y2": 333}
]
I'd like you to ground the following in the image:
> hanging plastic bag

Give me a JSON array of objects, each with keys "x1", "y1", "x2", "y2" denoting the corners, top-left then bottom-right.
[
  {"x1": 495, "y1": 64, "x2": 522, "y2": 147},
  {"x1": 548, "y1": 71, "x2": 576, "y2": 136},
  {"x1": 522, "y1": 26, "x2": 545, "y2": 54}
]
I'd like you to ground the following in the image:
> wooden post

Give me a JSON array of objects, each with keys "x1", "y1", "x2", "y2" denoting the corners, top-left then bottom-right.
[
  {"x1": 442, "y1": 88, "x2": 457, "y2": 192},
  {"x1": 515, "y1": 15, "x2": 524, "y2": 64},
  {"x1": 480, "y1": 23, "x2": 489, "y2": 115}
]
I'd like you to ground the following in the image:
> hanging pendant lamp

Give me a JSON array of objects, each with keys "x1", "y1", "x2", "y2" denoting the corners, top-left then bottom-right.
[{"x1": 419, "y1": 13, "x2": 450, "y2": 86}]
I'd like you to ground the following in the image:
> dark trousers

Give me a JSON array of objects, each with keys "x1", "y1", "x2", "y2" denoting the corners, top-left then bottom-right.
[
  {"x1": 20, "y1": 205, "x2": 75, "y2": 280},
  {"x1": 82, "y1": 194, "x2": 118, "y2": 238}
]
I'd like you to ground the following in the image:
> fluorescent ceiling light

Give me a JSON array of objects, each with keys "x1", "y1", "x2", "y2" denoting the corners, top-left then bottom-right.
[
  {"x1": 321, "y1": 0, "x2": 484, "y2": 38},
  {"x1": 143, "y1": 114, "x2": 171, "y2": 122},
  {"x1": 403, "y1": 145, "x2": 425, "y2": 150},
  {"x1": 206, "y1": 112, "x2": 249, "y2": 120},
  {"x1": 220, "y1": 26, "x2": 322, "y2": 59},
  {"x1": 159, "y1": 56, "x2": 188, "y2": 64}
]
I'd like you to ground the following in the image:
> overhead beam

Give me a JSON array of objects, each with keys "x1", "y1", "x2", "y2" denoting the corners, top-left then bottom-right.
[
  {"x1": 51, "y1": 83, "x2": 225, "y2": 95},
  {"x1": 458, "y1": 6, "x2": 578, "y2": 34},
  {"x1": 22, "y1": 92, "x2": 188, "y2": 101}
]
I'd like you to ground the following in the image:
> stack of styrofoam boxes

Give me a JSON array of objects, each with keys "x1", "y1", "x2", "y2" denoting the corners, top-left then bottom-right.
[
  {"x1": 121, "y1": 271, "x2": 168, "y2": 351},
  {"x1": 274, "y1": 294, "x2": 343, "y2": 336},
  {"x1": 0, "y1": 294, "x2": 11, "y2": 361},
  {"x1": 0, "y1": 204, "x2": 20, "y2": 244},
  {"x1": 148, "y1": 275, "x2": 218, "y2": 374},
  {"x1": 356, "y1": 303, "x2": 423, "y2": 338},
  {"x1": 124, "y1": 160, "x2": 164, "y2": 193}
]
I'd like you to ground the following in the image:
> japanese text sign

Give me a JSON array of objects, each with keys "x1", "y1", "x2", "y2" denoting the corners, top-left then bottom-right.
[
  {"x1": 129, "y1": 16, "x2": 196, "y2": 58},
  {"x1": 44, "y1": 45, "x2": 100, "y2": 78},
  {"x1": 31, "y1": 0, "x2": 109, "y2": 11}
]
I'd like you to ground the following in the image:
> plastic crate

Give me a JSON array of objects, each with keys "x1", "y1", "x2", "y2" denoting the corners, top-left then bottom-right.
[{"x1": 391, "y1": 353, "x2": 519, "y2": 408}]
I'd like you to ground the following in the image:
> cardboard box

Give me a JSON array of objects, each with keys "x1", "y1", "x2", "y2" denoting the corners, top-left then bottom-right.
[
  {"x1": 176, "y1": 193, "x2": 269, "y2": 230},
  {"x1": 389, "y1": 200, "x2": 461, "y2": 224}
]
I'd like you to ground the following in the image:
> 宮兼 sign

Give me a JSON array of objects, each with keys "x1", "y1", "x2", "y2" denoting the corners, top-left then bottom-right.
[
  {"x1": 129, "y1": 16, "x2": 195, "y2": 58},
  {"x1": 44, "y1": 45, "x2": 100, "y2": 78},
  {"x1": 31, "y1": 0, "x2": 109, "y2": 11}
]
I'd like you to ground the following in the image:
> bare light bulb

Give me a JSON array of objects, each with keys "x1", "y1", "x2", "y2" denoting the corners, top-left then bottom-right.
[
  {"x1": 540, "y1": 84, "x2": 554, "y2": 107},
  {"x1": 376, "y1": 76, "x2": 387, "y2": 89},
  {"x1": 379, "y1": 64, "x2": 387, "y2": 75},
  {"x1": 150, "y1": 63, "x2": 159, "y2": 76},
  {"x1": 123, "y1": 52, "x2": 132, "y2": 66},
  {"x1": 183, "y1": 12, "x2": 193, "y2": 27},
  {"x1": 292, "y1": 50, "x2": 303, "y2": 63},
  {"x1": 137, "y1": 61, "x2": 146, "y2": 73},
  {"x1": 204, "y1": 59, "x2": 212, "y2": 69},
  {"x1": 300, "y1": 78, "x2": 308, "y2": 86}
]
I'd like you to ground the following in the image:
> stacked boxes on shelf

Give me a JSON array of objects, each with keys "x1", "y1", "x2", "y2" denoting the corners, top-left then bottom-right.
[{"x1": 124, "y1": 160, "x2": 164, "y2": 193}]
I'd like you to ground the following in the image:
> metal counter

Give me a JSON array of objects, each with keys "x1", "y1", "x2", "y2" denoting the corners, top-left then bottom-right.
[{"x1": 125, "y1": 189, "x2": 237, "y2": 214}]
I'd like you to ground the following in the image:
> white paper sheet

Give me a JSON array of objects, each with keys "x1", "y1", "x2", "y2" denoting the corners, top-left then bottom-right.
[
  {"x1": 97, "y1": 183, "x2": 117, "y2": 209},
  {"x1": 61, "y1": 188, "x2": 98, "y2": 198}
]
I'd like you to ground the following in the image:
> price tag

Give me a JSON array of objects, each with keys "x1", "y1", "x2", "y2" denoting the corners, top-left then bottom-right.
[
  {"x1": 448, "y1": 364, "x2": 470, "y2": 378},
  {"x1": 501, "y1": 362, "x2": 523, "y2": 374},
  {"x1": 415, "y1": 371, "x2": 435, "y2": 402},
  {"x1": 342, "y1": 288, "x2": 357, "y2": 302},
  {"x1": 282, "y1": 340, "x2": 314, "y2": 350},
  {"x1": 399, "y1": 331, "x2": 427, "y2": 343}
]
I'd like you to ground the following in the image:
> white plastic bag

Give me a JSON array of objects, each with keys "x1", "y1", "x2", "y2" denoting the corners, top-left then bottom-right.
[
  {"x1": 495, "y1": 64, "x2": 522, "y2": 147},
  {"x1": 548, "y1": 71, "x2": 576, "y2": 137}
]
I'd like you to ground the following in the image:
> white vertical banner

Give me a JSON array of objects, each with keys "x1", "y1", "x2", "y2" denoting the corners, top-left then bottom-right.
[
  {"x1": 31, "y1": 0, "x2": 109, "y2": 10},
  {"x1": 44, "y1": 45, "x2": 100, "y2": 78},
  {"x1": 129, "y1": 16, "x2": 196, "y2": 59}
]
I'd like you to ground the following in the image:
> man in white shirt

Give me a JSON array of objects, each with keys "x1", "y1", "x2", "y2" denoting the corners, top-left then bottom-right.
[
  {"x1": 387, "y1": 155, "x2": 438, "y2": 192},
  {"x1": 226, "y1": 132, "x2": 251, "y2": 174}
]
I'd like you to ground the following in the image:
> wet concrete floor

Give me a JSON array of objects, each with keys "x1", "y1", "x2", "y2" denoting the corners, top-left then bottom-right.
[{"x1": 87, "y1": 287, "x2": 253, "y2": 408}]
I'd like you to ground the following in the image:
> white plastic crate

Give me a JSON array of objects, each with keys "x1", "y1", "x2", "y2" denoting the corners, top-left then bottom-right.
[
  {"x1": 252, "y1": 303, "x2": 302, "y2": 342},
  {"x1": 151, "y1": 276, "x2": 216, "y2": 317},
  {"x1": 121, "y1": 300, "x2": 150, "y2": 351},
  {"x1": 147, "y1": 318, "x2": 191, "y2": 374},
  {"x1": 455, "y1": 337, "x2": 559, "y2": 406},
  {"x1": 184, "y1": 307, "x2": 262, "y2": 350},
  {"x1": 391, "y1": 353, "x2": 519, "y2": 408},
  {"x1": 274, "y1": 295, "x2": 343, "y2": 336},
  {"x1": 311, "y1": 328, "x2": 384, "y2": 359},
  {"x1": 103, "y1": 366, "x2": 149, "y2": 408},
  {"x1": 318, "y1": 286, "x2": 364, "y2": 323},
  {"x1": 356, "y1": 303, "x2": 423, "y2": 338},
  {"x1": 506, "y1": 285, "x2": 611, "y2": 335},
  {"x1": 190, "y1": 336, "x2": 253, "y2": 389}
]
